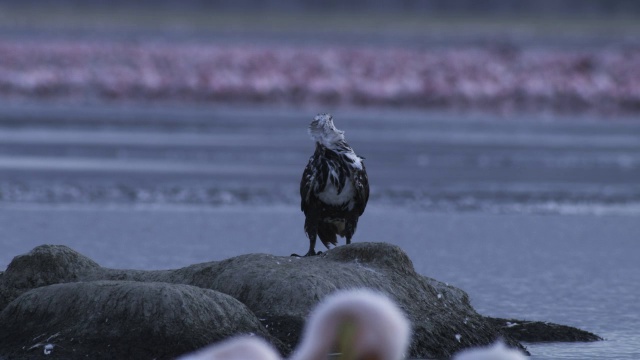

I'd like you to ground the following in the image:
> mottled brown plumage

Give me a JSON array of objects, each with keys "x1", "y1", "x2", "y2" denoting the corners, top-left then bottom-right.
[{"x1": 294, "y1": 114, "x2": 369, "y2": 257}]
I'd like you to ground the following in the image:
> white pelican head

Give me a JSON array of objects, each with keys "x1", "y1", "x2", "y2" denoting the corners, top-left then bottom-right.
[
  {"x1": 178, "y1": 336, "x2": 279, "y2": 360},
  {"x1": 290, "y1": 289, "x2": 411, "y2": 360},
  {"x1": 178, "y1": 290, "x2": 411, "y2": 360},
  {"x1": 452, "y1": 341, "x2": 527, "y2": 360}
]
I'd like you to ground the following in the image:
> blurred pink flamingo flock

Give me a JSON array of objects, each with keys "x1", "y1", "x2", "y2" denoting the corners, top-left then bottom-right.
[{"x1": 0, "y1": 39, "x2": 638, "y2": 113}]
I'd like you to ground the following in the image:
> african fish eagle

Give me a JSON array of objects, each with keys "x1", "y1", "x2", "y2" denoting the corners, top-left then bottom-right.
[{"x1": 293, "y1": 113, "x2": 369, "y2": 257}]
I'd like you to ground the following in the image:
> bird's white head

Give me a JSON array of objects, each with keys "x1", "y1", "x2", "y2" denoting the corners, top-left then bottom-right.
[
  {"x1": 452, "y1": 341, "x2": 527, "y2": 360},
  {"x1": 308, "y1": 113, "x2": 345, "y2": 149},
  {"x1": 291, "y1": 289, "x2": 411, "y2": 360},
  {"x1": 177, "y1": 290, "x2": 408, "y2": 360},
  {"x1": 177, "y1": 336, "x2": 279, "y2": 360}
]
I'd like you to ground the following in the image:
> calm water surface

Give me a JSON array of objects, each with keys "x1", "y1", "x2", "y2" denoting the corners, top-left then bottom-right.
[
  {"x1": 1, "y1": 105, "x2": 639, "y2": 358},
  {"x1": 0, "y1": 204, "x2": 638, "y2": 359}
]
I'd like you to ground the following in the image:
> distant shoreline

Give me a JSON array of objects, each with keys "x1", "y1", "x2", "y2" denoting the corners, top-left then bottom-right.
[{"x1": 0, "y1": 39, "x2": 639, "y2": 115}]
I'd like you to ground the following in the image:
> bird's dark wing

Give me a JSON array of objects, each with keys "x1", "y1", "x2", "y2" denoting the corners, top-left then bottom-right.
[
  {"x1": 352, "y1": 162, "x2": 369, "y2": 216},
  {"x1": 300, "y1": 158, "x2": 315, "y2": 213},
  {"x1": 300, "y1": 147, "x2": 328, "y2": 214}
]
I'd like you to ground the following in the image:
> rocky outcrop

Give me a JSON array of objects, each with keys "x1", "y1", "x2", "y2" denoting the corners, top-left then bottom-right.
[
  {"x1": 0, "y1": 281, "x2": 286, "y2": 360},
  {"x1": 487, "y1": 317, "x2": 602, "y2": 343},
  {"x1": 0, "y1": 243, "x2": 600, "y2": 359},
  {"x1": 167, "y1": 243, "x2": 524, "y2": 358},
  {"x1": 0, "y1": 244, "x2": 101, "y2": 310}
]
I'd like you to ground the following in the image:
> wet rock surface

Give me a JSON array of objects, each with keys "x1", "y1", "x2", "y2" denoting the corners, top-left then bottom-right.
[
  {"x1": 0, "y1": 244, "x2": 600, "y2": 359},
  {"x1": 488, "y1": 317, "x2": 603, "y2": 343},
  {"x1": 0, "y1": 281, "x2": 284, "y2": 360}
]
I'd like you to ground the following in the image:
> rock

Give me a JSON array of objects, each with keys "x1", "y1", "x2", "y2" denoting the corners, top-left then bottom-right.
[
  {"x1": 487, "y1": 317, "x2": 603, "y2": 343},
  {"x1": 0, "y1": 245, "x2": 168, "y2": 311},
  {"x1": 0, "y1": 243, "x2": 601, "y2": 359},
  {"x1": 169, "y1": 242, "x2": 526, "y2": 358},
  {"x1": 0, "y1": 244, "x2": 100, "y2": 310},
  {"x1": 0, "y1": 281, "x2": 286, "y2": 360}
]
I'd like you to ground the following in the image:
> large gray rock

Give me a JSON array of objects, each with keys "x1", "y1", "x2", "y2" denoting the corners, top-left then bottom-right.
[
  {"x1": 0, "y1": 244, "x2": 101, "y2": 311},
  {"x1": 168, "y1": 243, "x2": 522, "y2": 358},
  {"x1": 0, "y1": 281, "x2": 285, "y2": 360},
  {"x1": 0, "y1": 243, "x2": 600, "y2": 359},
  {"x1": 0, "y1": 245, "x2": 168, "y2": 311}
]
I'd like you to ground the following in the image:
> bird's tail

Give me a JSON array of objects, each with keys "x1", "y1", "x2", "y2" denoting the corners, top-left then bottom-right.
[{"x1": 317, "y1": 223, "x2": 338, "y2": 249}]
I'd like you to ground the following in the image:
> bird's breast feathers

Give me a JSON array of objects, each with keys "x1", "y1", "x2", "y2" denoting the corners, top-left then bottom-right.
[
  {"x1": 308, "y1": 149, "x2": 364, "y2": 210},
  {"x1": 317, "y1": 174, "x2": 356, "y2": 209}
]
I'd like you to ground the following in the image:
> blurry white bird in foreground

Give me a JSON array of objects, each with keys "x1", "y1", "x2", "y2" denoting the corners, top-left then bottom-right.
[
  {"x1": 178, "y1": 289, "x2": 410, "y2": 360},
  {"x1": 179, "y1": 290, "x2": 527, "y2": 360},
  {"x1": 179, "y1": 336, "x2": 279, "y2": 360},
  {"x1": 452, "y1": 341, "x2": 527, "y2": 360},
  {"x1": 290, "y1": 289, "x2": 410, "y2": 360}
]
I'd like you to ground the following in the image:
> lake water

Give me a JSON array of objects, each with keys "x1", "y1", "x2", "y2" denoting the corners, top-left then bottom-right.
[
  {"x1": 0, "y1": 104, "x2": 639, "y2": 359},
  {"x1": 0, "y1": 204, "x2": 638, "y2": 359}
]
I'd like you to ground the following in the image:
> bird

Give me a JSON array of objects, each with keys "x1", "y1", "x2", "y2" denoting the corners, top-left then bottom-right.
[
  {"x1": 178, "y1": 336, "x2": 280, "y2": 360},
  {"x1": 290, "y1": 289, "x2": 410, "y2": 360},
  {"x1": 177, "y1": 289, "x2": 411, "y2": 360},
  {"x1": 294, "y1": 113, "x2": 369, "y2": 257},
  {"x1": 452, "y1": 341, "x2": 527, "y2": 360}
]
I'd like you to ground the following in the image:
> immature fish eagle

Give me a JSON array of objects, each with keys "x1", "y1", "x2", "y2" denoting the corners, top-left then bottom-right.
[{"x1": 294, "y1": 114, "x2": 369, "y2": 257}]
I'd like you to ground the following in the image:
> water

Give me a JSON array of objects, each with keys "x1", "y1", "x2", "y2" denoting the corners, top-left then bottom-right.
[
  {"x1": 0, "y1": 204, "x2": 638, "y2": 359},
  {"x1": 0, "y1": 104, "x2": 639, "y2": 358}
]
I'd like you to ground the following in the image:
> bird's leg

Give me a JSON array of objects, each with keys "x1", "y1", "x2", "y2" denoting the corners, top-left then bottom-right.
[
  {"x1": 304, "y1": 236, "x2": 316, "y2": 256},
  {"x1": 303, "y1": 234, "x2": 317, "y2": 257},
  {"x1": 291, "y1": 217, "x2": 319, "y2": 257},
  {"x1": 291, "y1": 236, "x2": 317, "y2": 257}
]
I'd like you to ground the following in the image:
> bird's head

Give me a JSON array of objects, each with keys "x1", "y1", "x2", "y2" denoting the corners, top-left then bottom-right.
[
  {"x1": 309, "y1": 113, "x2": 345, "y2": 148},
  {"x1": 291, "y1": 290, "x2": 410, "y2": 360}
]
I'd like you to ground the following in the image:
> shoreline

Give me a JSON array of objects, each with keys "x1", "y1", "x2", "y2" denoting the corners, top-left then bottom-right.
[{"x1": 1, "y1": 40, "x2": 639, "y2": 114}]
